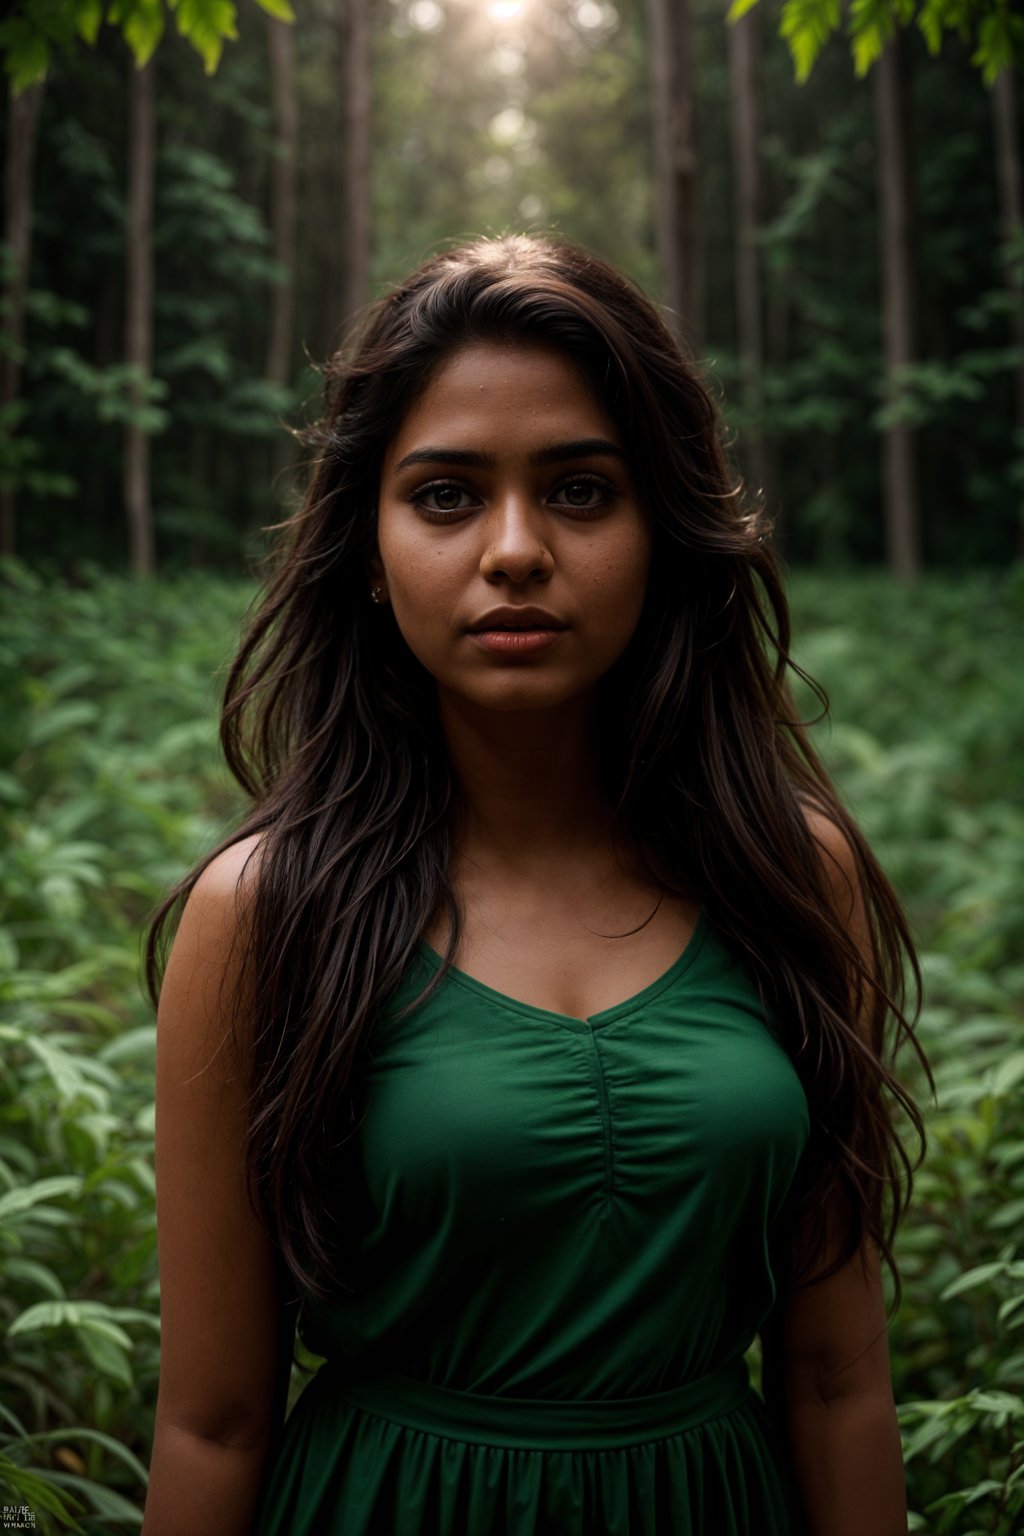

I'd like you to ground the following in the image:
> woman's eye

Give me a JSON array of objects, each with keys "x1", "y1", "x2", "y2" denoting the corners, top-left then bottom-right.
[
  {"x1": 412, "y1": 482, "x2": 474, "y2": 516},
  {"x1": 552, "y1": 476, "x2": 614, "y2": 510}
]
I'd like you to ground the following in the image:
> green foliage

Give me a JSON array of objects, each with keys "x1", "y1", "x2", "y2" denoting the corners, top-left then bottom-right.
[
  {"x1": 728, "y1": 0, "x2": 1024, "y2": 83},
  {"x1": 708, "y1": 36, "x2": 1019, "y2": 567},
  {"x1": 9, "y1": 29, "x2": 311, "y2": 568},
  {"x1": 0, "y1": 559, "x2": 248, "y2": 1529},
  {"x1": 789, "y1": 570, "x2": 1024, "y2": 1531},
  {"x1": 0, "y1": 0, "x2": 297, "y2": 90}
]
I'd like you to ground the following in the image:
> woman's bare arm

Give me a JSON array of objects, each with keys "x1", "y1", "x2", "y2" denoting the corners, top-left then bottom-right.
[
  {"x1": 142, "y1": 837, "x2": 293, "y2": 1536},
  {"x1": 779, "y1": 1228, "x2": 908, "y2": 1536},
  {"x1": 777, "y1": 811, "x2": 909, "y2": 1535}
]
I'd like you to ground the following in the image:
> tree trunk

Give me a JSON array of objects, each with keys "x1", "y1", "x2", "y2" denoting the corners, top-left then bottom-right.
[
  {"x1": 338, "y1": 0, "x2": 372, "y2": 332},
  {"x1": 124, "y1": 54, "x2": 156, "y2": 577},
  {"x1": 874, "y1": 30, "x2": 920, "y2": 580},
  {"x1": 266, "y1": 15, "x2": 299, "y2": 386},
  {"x1": 991, "y1": 66, "x2": 1024, "y2": 557},
  {"x1": 726, "y1": 5, "x2": 768, "y2": 513},
  {"x1": 1, "y1": 79, "x2": 45, "y2": 559},
  {"x1": 645, "y1": 0, "x2": 702, "y2": 351}
]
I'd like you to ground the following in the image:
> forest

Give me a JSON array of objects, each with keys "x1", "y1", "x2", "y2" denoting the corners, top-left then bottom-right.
[{"x1": 1, "y1": 0, "x2": 1023, "y2": 1531}]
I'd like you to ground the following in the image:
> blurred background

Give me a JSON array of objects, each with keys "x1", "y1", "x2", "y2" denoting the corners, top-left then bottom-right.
[
  {"x1": 2, "y1": 0, "x2": 1023, "y2": 574},
  {"x1": 1, "y1": 2, "x2": 1023, "y2": 1532}
]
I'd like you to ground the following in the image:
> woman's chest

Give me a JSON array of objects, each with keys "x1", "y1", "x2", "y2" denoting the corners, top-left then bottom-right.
[
  {"x1": 353, "y1": 967, "x2": 810, "y2": 1239},
  {"x1": 421, "y1": 871, "x2": 700, "y2": 1024}
]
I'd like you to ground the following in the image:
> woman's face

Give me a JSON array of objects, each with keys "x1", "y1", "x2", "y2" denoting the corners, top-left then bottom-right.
[{"x1": 372, "y1": 340, "x2": 652, "y2": 717}]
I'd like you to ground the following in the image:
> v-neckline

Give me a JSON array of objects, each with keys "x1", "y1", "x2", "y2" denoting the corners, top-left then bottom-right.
[{"x1": 415, "y1": 910, "x2": 709, "y2": 1033}]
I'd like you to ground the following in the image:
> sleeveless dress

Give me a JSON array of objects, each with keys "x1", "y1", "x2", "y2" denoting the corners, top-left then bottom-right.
[{"x1": 252, "y1": 912, "x2": 811, "y2": 1535}]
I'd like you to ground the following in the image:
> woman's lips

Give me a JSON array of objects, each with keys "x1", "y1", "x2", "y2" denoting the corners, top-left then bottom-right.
[{"x1": 469, "y1": 628, "x2": 566, "y2": 655}]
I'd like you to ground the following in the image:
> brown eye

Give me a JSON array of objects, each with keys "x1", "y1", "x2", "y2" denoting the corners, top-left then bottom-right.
[
  {"x1": 410, "y1": 480, "x2": 476, "y2": 518},
  {"x1": 552, "y1": 474, "x2": 615, "y2": 511}
]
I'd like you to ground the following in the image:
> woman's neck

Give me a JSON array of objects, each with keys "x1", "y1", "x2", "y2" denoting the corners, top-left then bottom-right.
[{"x1": 437, "y1": 688, "x2": 616, "y2": 867}]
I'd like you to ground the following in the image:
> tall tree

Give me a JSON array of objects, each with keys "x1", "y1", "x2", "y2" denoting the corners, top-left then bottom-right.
[
  {"x1": 338, "y1": 0, "x2": 372, "y2": 331},
  {"x1": 726, "y1": 2, "x2": 767, "y2": 512},
  {"x1": 991, "y1": 66, "x2": 1024, "y2": 554},
  {"x1": 124, "y1": 52, "x2": 156, "y2": 577},
  {"x1": 645, "y1": 0, "x2": 702, "y2": 349},
  {"x1": 875, "y1": 28, "x2": 920, "y2": 579},
  {"x1": 265, "y1": 14, "x2": 299, "y2": 389},
  {"x1": 1, "y1": 77, "x2": 45, "y2": 557}
]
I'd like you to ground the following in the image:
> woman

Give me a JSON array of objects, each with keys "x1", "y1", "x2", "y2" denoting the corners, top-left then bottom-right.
[{"x1": 141, "y1": 234, "x2": 926, "y2": 1536}]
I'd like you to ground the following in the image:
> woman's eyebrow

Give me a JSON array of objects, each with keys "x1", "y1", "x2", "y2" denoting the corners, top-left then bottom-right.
[{"x1": 392, "y1": 438, "x2": 627, "y2": 473}]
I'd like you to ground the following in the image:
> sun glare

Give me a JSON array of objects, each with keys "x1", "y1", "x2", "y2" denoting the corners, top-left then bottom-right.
[
  {"x1": 408, "y1": 0, "x2": 444, "y2": 31},
  {"x1": 488, "y1": 0, "x2": 526, "y2": 21}
]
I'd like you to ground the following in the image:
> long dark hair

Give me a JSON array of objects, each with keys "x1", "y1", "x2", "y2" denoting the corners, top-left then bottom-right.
[{"x1": 146, "y1": 233, "x2": 927, "y2": 1310}]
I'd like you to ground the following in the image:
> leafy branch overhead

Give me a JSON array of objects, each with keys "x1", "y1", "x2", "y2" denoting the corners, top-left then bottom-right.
[
  {"x1": 727, "y1": 0, "x2": 1024, "y2": 85},
  {"x1": 0, "y1": 0, "x2": 296, "y2": 91}
]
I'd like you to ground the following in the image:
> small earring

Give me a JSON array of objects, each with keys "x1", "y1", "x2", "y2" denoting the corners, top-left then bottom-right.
[{"x1": 370, "y1": 585, "x2": 385, "y2": 604}]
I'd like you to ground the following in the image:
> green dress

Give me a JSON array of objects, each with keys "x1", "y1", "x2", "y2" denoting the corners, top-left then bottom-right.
[{"x1": 252, "y1": 912, "x2": 811, "y2": 1534}]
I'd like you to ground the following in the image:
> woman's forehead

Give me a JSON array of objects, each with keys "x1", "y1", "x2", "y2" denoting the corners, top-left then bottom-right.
[{"x1": 382, "y1": 341, "x2": 621, "y2": 469}]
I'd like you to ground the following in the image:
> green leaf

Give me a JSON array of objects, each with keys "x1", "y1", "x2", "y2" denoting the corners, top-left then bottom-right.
[
  {"x1": 965, "y1": 1389, "x2": 1024, "y2": 1416},
  {"x1": 123, "y1": 0, "x2": 165, "y2": 69},
  {"x1": 727, "y1": 0, "x2": 762, "y2": 21},
  {"x1": 916, "y1": 0, "x2": 946, "y2": 56},
  {"x1": 7, "y1": 1299, "x2": 162, "y2": 1344},
  {"x1": 99, "y1": 1027, "x2": 157, "y2": 1065},
  {"x1": 941, "y1": 1261, "x2": 1010, "y2": 1301},
  {"x1": 253, "y1": 0, "x2": 296, "y2": 20},
  {"x1": 78, "y1": 1326, "x2": 133, "y2": 1387},
  {"x1": 0, "y1": 20, "x2": 51, "y2": 92},
  {"x1": 17, "y1": 1426, "x2": 149, "y2": 1485},
  {"x1": 991, "y1": 1052, "x2": 1024, "y2": 1095},
  {"x1": 37, "y1": 1467, "x2": 144, "y2": 1522},
  {"x1": 994, "y1": 1198, "x2": 1024, "y2": 1234},
  {"x1": 848, "y1": 0, "x2": 895, "y2": 77},
  {"x1": 0, "y1": 1451, "x2": 87, "y2": 1521},
  {"x1": 81, "y1": 1317, "x2": 134, "y2": 1351},
  {"x1": 779, "y1": 0, "x2": 842, "y2": 84},
  {"x1": 171, "y1": 0, "x2": 240, "y2": 75},
  {"x1": 74, "y1": 0, "x2": 104, "y2": 46},
  {"x1": 0, "y1": 1176, "x2": 83, "y2": 1224},
  {"x1": 1, "y1": 1256, "x2": 66, "y2": 1300}
]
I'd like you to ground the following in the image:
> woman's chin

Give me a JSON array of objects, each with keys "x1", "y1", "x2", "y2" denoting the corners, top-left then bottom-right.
[{"x1": 436, "y1": 676, "x2": 597, "y2": 719}]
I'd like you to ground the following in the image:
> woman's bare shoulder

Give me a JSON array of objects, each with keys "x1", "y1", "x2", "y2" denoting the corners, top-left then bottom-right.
[
  {"x1": 159, "y1": 832, "x2": 268, "y2": 1076},
  {"x1": 188, "y1": 831, "x2": 267, "y2": 916},
  {"x1": 799, "y1": 802, "x2": 863, "y2": 925}
]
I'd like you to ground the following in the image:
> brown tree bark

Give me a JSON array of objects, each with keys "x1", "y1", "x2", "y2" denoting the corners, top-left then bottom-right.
[
  {"x1": 1, "y1": 78, "x2": 45, "y2": 558},
  {"x1": 727, "y1": 4, "x2": 768, "y2": 513},
  {"x1": 338, "y1": 0, "x2": 372, "y2": 333},
  {"x1": 265, "y1": 15, "x2": 299, "y2": 387},
  {"x1": 874, "y1": 29, "x2": 920, "y2": 580},
  {"x1": 991, "y1": 66, "x2": 1024, "y2": 556},
  {"x1": 124, "y1": 53, "x2": 156, "y2": 577},
  {"x1": 645, "y1": 0, "x2": 702, "y2": 351}
]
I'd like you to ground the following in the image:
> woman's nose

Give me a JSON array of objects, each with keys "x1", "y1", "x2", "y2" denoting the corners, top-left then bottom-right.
[{"x1": 478, "y1": 492, "x2": 553, "y2": 583}]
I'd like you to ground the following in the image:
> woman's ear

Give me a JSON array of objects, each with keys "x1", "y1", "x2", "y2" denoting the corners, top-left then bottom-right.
[{"x1": 366, "y1": 548, "x2": 388, "y2": 604}]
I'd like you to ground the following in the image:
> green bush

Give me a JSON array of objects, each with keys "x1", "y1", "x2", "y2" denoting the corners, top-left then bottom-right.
[
  {"x1": 790, "y1": 571, "x2": 1024, "y2": 1533},
  {"x1": 0, "y1": 561, "x2": 248, "y2": 1530}
]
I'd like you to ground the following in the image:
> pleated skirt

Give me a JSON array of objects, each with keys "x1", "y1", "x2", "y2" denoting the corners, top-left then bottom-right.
[{"x1": 251, "y1": 1356, "x2": 806, "y2": 1535}]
